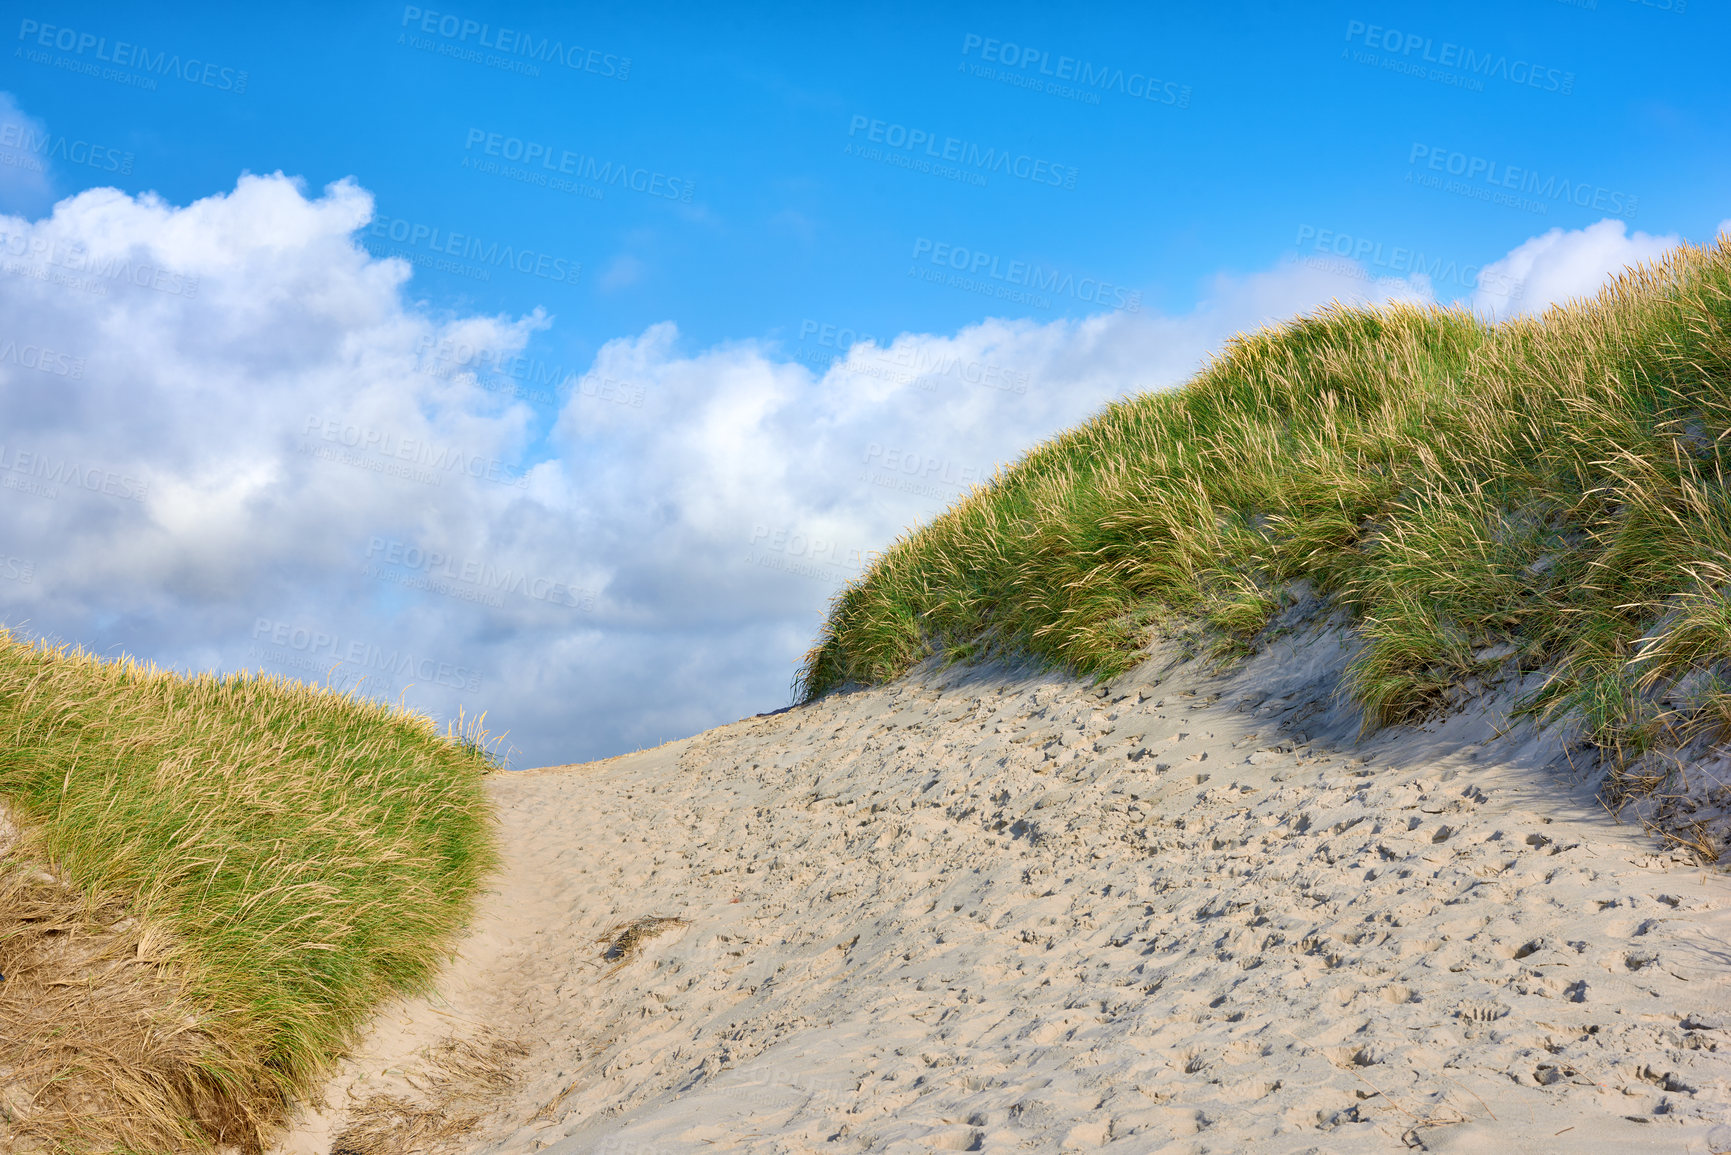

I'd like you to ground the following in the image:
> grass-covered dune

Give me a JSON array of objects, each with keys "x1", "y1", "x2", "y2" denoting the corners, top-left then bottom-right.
[
  {"x1": 0, "y1": 632, "x2": 496, "y2": 1153},
  {"x1": 801, "y1": 237, "x2": 1731, "y2": 794}
]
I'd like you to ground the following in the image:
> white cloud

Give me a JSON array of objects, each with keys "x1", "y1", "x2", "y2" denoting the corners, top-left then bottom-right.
[
  {"x1": 1470, "y1": 218, "x2": 1682, "y2": 319},
  {"x1": 8, "y1": 162, "x2": 1684, "y2": 766},
  {"x1": 0, "y1": 92, "x2": 54, "y2": 212}
]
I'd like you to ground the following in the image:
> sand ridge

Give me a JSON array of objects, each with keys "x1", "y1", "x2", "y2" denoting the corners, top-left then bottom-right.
[{"x1": 274, "y1": 623, "x2": 1731, "y2": 1153}]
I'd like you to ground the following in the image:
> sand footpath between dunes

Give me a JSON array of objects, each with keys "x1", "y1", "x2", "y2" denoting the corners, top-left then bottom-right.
[{"x1": 274, "y1": 619, "x2": 1731, "y2": 1154}]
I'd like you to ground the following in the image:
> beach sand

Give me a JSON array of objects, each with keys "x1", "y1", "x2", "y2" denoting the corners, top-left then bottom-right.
[{"x1": 274, "y1": 613, "x2": 1731, "y2": 1153}]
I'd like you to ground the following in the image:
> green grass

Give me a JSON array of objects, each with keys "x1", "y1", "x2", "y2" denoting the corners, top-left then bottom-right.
[
  {"x1": 799, "y1": 236, "x2": 1731, "y2": 787},
  {"x1": 0, "y1": 630, "x2": 497, "y2": 1150}
]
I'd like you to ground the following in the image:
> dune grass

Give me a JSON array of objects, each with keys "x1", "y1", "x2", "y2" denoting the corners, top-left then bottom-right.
[
  {"x1": 799, "y1": 236, "x2": 1731, "y2": 790},
  {"x1": 0, "y1": 630, "x2": 497, "y2": 1152}
]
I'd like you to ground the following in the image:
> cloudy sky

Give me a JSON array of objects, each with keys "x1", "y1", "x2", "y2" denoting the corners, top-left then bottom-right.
[{"x1": 0, "y1": 2, "x2": 1726, "y2": 766}]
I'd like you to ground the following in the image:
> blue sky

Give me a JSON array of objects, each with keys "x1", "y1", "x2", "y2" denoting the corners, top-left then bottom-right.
[
  {"x1": 13, "y1": 0, "x2": 1726, "y2": 352},
  {"x1": 1, "y1": 0, "x2": 1726, "y2": 765}
]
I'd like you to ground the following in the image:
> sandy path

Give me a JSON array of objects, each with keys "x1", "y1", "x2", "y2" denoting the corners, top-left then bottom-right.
[{"x1": 274, "y1": 624, "x2": 1731, "y2": 1153}]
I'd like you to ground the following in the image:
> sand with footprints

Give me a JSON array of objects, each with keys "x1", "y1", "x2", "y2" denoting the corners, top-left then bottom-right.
[{"x1": 277, "y1": 615, "x2": 1731, "y2": 1154}]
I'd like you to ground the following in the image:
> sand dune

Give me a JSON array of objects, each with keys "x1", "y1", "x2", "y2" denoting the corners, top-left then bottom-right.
[{"x1": 275, "y1": 615, "x2": 1731, "y2": 1153}]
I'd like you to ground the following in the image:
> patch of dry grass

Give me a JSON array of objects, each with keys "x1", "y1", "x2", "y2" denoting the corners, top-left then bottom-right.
[
  {"x1": 0, "y1": 815, "x2": 264, "y2": 1154},
  {"x1": 329, "y1": 1031, "x2": 528, "y2": 1155},
  {"x1": 599, "y1": 916, "x2": 688, "y2": 971}
]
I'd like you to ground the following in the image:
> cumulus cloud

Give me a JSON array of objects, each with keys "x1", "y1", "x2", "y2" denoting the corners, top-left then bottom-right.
[
  {"x1": 1471, "y1": 218, "x2": 1682, "y2": 319},
  {"x1": 5, "y1": 163, "x2": 1643, "y2": 766},
  {"x1": 0, "y1": 175, "x2": 544, "y2": 727}
]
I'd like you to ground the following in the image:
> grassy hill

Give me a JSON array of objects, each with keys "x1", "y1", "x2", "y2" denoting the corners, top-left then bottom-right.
[
  {"x1": 0, "y1": 633, "x2": 496, "y2": 1153},
  {"x1": 800, "y1": 237, "x2": 1731, "y2": 796}
]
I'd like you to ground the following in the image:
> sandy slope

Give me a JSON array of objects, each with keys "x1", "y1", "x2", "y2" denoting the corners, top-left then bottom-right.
[{"x1": 275, "y1": 617, "x2": 1731, "y2": 1154}]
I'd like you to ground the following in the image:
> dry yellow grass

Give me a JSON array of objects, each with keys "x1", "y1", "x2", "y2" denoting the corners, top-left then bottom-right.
[
  {"x1": 0, "y1": 816, "x2": 262, "y2": 1153},
  {"x1": 329, "y1": 1031, "x2": 528, "y2": 1155},
  {"x1": 598, "y1": 915, "x2": 688, "y2": 971}
]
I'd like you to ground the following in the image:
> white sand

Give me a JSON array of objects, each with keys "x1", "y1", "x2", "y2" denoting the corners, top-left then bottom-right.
[{"x1": 275, "y1": 618, "x2": 1731, "y2": 1153}]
